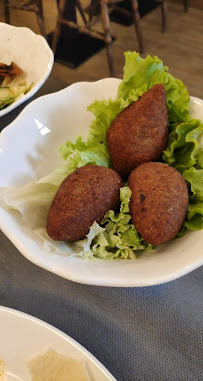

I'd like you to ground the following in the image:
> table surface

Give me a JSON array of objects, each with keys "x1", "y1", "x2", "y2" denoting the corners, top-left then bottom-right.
[{"x1": 0, "y1": 77, "x2": 203, "y2": 381}]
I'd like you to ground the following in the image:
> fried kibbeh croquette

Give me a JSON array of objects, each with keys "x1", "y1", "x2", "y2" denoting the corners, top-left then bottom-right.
[
  {"x1": 128, "y1": 162, "x2": 189, "y2": 246},
  {"x1": 46, "y1": 165, "x2": 123, "y2": 242},
  {"x1": 106, "y1": 84, "x2": 168, "y2": 179}
]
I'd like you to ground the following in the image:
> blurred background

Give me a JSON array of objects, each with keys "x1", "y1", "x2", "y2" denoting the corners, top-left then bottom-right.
[{"x1": 0, "y1": 0, "x2": 202, "y2": 98}]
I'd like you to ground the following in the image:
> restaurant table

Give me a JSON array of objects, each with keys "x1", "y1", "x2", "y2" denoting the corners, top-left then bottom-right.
[{"x1": 0, "y1": 77, "x2": 203, "y2": 381}]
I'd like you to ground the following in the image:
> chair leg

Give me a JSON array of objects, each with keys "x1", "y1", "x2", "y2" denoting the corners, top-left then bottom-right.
[
  {"x1": 161, "y1": 0, "x2": 167, "y2": 33},
  {"x1": 52, "y1": 0, "x2": 66, "y2": 54},
  {"x1": 75, "y1": 0, "x2": 88, "y2": 25},
  {"x1": 184, "y1": 0, "x2": 188, "y2": 12},
  {"x1": 4, "y1": 0, "x2": 10, "y2": 24},
  {"x1": 100, "y1": 1, "x2": 115, "y2": 77},
  {"x1": 130, "y1": 0, "x2": 143, "y2": 53},
  {"x1": 36, "y1": 0, "x2": 47, "y2": 40}
]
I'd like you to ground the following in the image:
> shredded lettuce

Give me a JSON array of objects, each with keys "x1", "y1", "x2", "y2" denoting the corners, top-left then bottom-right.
[
  {"x1": 0, "y1": 96, "x2": 15, "y2": 110},
  {"x1": 0, "y1": 77, "x2": 32, "y2": 110},
  {"x1": 1, "y1": 52, "x2": 203, "y2": 259}
]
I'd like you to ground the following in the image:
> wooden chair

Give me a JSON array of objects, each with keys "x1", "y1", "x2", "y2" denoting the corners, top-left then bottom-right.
[
  {"x1": 3, "y1": 0, "x2": 46, "y2": 39},
  {"x1": 161, "y1": 0, "x2": 189, "y2": 33},
  {"x1": 52, "y1": 0, "x2": 143, "y2": 77}
]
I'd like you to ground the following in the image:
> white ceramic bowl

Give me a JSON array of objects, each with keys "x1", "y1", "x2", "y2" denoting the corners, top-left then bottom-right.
[
  {"x1": 0, "y1": 22, "x2": 54, "y2": 117},
  {"x1": 0, "y1": 78, "x2": 202, "y2": 287}
]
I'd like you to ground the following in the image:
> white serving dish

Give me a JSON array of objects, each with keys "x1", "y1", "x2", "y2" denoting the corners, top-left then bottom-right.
[{"x1": 0, "y1": 78, "x2": 202, "y2": 287}]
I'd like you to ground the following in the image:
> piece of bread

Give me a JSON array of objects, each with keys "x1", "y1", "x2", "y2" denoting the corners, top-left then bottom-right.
[
  {"x1": 27, "y1": 348, "x2": 91, "y2": 381},
  {"x1": 0, "y1": 358, "x2": 7, "y2": 381}
]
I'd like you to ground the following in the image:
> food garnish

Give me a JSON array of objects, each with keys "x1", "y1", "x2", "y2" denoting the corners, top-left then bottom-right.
[{"x1": 0, "y1": 62, "x2": 31, "y2": 110}]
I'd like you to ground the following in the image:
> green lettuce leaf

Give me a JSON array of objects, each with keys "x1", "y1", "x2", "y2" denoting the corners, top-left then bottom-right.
[
  {"x1": 85, "y1": 187, "x2": 154, "y2": 259},
  {"x1": 0, "y1": 96, "x2": 15, "y2": 110},
  {"x1": 163, "y1": 119, "x2": 203, "y2": 171},
  {"x1": 184, "y1": 203, "x2": 203, "y2": 230},
  {"x1": 60, "y1": 136, "x2": 110, "y2": 170},
  {"x1": 183, "y1": 167, "x2": 203, "y2": 201},
  {"x1": 60, "y1": 99, "x2": 128, "y2": 169},
  {"x1": 117, "y1": 52, "x2": 190, "y2": 124},
  {"x1": 181, "y1": 168, "x2": 203, "y2": 230},
  {"x1": 0, "y1": 80, "x2": 32, "y2": 110}
]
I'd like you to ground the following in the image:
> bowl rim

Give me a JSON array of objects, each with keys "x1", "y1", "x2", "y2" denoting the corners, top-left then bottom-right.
[{"x1": 0, "y1": 22, "x2": 54, "y2": 117}]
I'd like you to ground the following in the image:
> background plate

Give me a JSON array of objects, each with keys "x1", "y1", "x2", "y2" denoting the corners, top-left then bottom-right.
[{"x1": 0, "y1": 306, "x2": 116, "y2": 381}]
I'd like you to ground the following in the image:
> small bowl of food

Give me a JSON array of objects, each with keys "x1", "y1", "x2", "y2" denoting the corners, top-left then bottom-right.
[
  {"x1": 0, "y1": 22, "x2": 54, "y2": 117},
  {"x1": 0, "y1": 52, "x2": 202, "y2": 287}
]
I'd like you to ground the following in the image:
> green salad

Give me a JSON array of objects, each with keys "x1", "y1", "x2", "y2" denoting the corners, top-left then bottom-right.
[
  {"x1": 0, "y1": 62, "x2": 32, "y2": 110},
  {"x1": 0, "y1": 78, "x2": 29, "y2": 110},
  {"x1": 2, "y1": 52, "x2": 203, "y2": 259}
]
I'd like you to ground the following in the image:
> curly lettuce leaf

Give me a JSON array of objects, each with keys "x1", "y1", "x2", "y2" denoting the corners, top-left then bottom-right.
[
  {"x1": 117, "y1": 52, "x2": 190, "y2": 124},
  {"x1": 60, "y1": 136, "x2": 110, "y2": 170},
  {"x1": 162, "y1": 115, "x2": 203, "y2": 231},
  {"x1": 183, "y1": 167, "x2": 203, "y2": 201},
  {"x1": 163, "y1": 119, "x2": 203, "y2": 170},
  {"x1": 84, "y1": 187, "x2": 154, "y2": 259},
  {"x1": 181, "y1": 168, "x2": 203, "y2": 230},
  {"x1": 60, "y1": 99, "x2": 128, "y2": 168},
  {"x1": 184, "y1": 204, "x2": 203, "y2": 230}
]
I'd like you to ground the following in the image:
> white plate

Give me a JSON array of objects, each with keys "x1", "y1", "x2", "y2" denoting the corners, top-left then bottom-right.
[
  {"x1": 0, "y1": 78, "x2": 203, "y2": 287},
  {"x1": 0, "y1": 306, "x2": 116, "y2": 381},
  {"x1": 0, "y1": 22, "x2": 54, "y2": 117}
]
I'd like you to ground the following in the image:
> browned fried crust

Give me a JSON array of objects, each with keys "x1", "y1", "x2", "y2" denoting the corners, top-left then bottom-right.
[
  {"x1": 106, "y1": 84, "x2": 168, "y2": 179},
  {"x1": 46, "y1": 165, "x2": 123, "y2": 242},
  {"x1": 128, "y1": 162, "x2": 189, "y2": 246}
]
